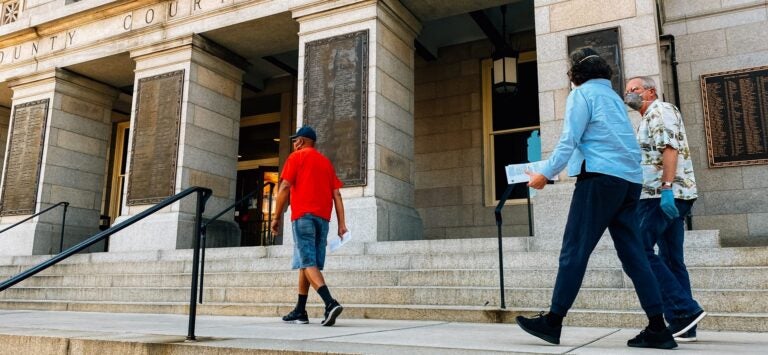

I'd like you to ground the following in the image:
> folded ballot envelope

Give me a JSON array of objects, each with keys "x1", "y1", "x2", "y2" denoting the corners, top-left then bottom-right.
[{"x1": 329, "y1": 231, "x2": 352, "y2": 252}]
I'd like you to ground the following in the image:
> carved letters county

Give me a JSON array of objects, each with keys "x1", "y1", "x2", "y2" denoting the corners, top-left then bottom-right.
[
  {"x1": 127, "y1": 70, "x2": 184, "y2": 205},
  {"x1": 0, "y1": 99, "x2": 49, "y2": 216},
  {"x1": 303, "y1": 30, "x2": 369, "y2": 186},
  {"x1": 701, "y1": 66, "x2": 768, "y2": 167}
]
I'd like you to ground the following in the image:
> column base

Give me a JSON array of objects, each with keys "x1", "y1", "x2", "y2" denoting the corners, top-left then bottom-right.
[
  {"x1": 282, "y1": 196, "x2": 423, "y2": 245},
  {"x1": 532, "y1": 182, "x2": 575, "y2": 251},
  {"x1": 0, "y1": 221, "x2": 104, "y2": 256},
  {"x1": 109, "y1": 212, "x2": 241, "y2": 252}
]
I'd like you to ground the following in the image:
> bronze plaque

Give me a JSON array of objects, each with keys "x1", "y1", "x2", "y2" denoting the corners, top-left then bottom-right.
[
  {"x1": 127, "y1": 70, "x2": 184, "y2": 205},
  {"x1": 303, "y1": 30, "x2": 368, "y2": 186},
  {"x1": 701, "y1": 66, "x2": 768, "y2": 167},
  {"x1": 567, "y1": 27, "x2": 624, "y2": 97},
  {"x1": 0, "y1": 99, "x2": 49, "y2": 216}
]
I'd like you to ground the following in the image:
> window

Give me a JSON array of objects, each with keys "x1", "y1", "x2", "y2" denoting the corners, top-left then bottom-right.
[
  {"x1": 482, "y1": 53, "x2": 540, "y2": 205},
  {"x1": 1, "y1": 0, "x2": 20, "y2": 25}
]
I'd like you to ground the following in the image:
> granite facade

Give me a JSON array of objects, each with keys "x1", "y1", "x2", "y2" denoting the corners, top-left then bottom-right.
[{"x1": 660, "y1": 0, "x2": 768, "y2": 243}]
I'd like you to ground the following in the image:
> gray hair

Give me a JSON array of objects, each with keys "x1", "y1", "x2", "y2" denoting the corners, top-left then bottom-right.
[{"x1": 628, "y1": 76, "x2": 656, "y2": 90}]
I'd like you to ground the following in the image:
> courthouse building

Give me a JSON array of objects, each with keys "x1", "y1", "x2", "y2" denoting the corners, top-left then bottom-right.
[{"x1": 0, "y1": 0, "x2": 767, "y2": 256}]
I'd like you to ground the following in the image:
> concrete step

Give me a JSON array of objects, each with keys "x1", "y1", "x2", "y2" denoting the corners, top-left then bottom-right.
[
  {"x1": 4, "y1": 266, "x2": 767, "y2": 290},
  {"x1": 1, "y1": 286, "x2": 765, "y2": 313},
  {"x1": 0, "y1": 230, "x2": 722, "y2": 267},
  {"x1": 2, "y1": 246, "x2": 766, "y2": 278},
  {"x1": 0, "y1": 301, "x2": 764, "y2": 333}
]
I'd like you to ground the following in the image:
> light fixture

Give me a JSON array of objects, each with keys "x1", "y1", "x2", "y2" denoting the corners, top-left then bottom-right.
[{"x1": 492, "y1": 5, "x2": 518, "y2": 95}]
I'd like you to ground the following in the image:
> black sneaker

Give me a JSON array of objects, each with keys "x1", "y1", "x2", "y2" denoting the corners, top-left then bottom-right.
[
  {"x1": 282, "y1": 309, "x2": 309, "y2": 324},
  {"x1": 669, "y1": 310, "x2": 706, "y2": 337},
  {"x1": 516, "y1": 312, "x2": 561, "y2": 345},
  {"x1": 627, "y1": 327, "x2": 678, "y2": 349},
  {"x1": 321, "y1": 300, "x2": 343, "y2": 327}
]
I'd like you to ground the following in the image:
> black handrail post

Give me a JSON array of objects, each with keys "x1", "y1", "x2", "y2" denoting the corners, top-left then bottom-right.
[
  {"x1": 187, "y1": 189, "x2": 211, "y2": 341},
  {"x1": 198, "y1": 225, "x2": 206, "y2": 304},
  {"x1": 494, "y1": 183, "x2": 517, "y2": 310},
  {"x1": 59, "y1": 203, "x2": 69, "y2": 253},
  {"x1": 196, "y1": 189, "x2": 260, "y2": 304},
  {"x1": 526, "y1": 188, "x2": 533, "y2": 237}
]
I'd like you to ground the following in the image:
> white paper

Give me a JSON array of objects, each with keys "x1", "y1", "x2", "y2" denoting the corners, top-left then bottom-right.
[
  {"x1": 329, "y1": 231, "x2": 352, "y2": 252},
  {"x1": 504, "y1": 160, "x2": 558, "y2": 184}
]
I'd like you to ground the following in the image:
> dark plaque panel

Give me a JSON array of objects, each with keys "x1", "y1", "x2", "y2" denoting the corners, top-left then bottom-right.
[
  {"x1": 303, "y1": 30, "x2": 368, "y2": 186},
  {"x1": 701, "y1": 66, "x2": 768, "y2": 167},
  {"x1": 127, "y1": 70, "x2": 184, "y2": 205},
  {"x1": 0, "y1": 99, "x2": 50, "y2": 216},
  {"x1": 567, "y1": 27, "x2": 624, "y2": 97}
]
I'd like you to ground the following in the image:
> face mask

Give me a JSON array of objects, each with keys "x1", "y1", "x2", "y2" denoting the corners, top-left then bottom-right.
[{"x1": 624, "y1": 92, "x2": 644, "y2": 110}]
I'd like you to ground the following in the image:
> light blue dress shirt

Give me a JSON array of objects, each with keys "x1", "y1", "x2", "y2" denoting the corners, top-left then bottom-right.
[{"x1": 539, "y1": 79, "x2": 643, "y2": 184}]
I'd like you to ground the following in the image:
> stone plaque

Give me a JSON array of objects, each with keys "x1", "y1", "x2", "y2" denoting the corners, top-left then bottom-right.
[
  {"x1": 567, "y1": 27, "x2": 624, "y2": 97},
  {"x1": 701, "y1": 66, "x2": 768, "y2": 167},
  {"x1": 303, "y1": 30, "x2": 368, "y2": 186},
  {"x1": 0, "y1": 99, "x2": 49, "y2": 216},
  {"x1": 127, "y1": 70, "x2": 184, "y2": 205}
]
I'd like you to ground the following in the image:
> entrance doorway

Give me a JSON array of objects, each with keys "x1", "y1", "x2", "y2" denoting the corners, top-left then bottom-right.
[
  {"x1": 106, "y1": 120, "x2": 130, "y2": 228},
  {"x1": 236, "y1": 111, "x2": 281, "y2": 246},
  {"x1": 235, "y1": 167, "x2": 278, "y2": 246}
]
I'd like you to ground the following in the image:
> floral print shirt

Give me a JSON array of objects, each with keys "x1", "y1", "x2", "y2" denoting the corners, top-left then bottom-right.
[{"x1": 636, "y1": 100, "x2": 697, "y2": 200}]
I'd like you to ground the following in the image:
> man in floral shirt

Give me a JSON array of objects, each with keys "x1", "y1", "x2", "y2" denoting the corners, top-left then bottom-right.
[{"x1": 625, "y1": 76, "x2": 705, "y2": 342}]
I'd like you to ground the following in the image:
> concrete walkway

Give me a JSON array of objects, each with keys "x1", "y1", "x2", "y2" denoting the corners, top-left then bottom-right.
[{"x1": 0, "y1": 310, "x2": 766, "y2": 354}]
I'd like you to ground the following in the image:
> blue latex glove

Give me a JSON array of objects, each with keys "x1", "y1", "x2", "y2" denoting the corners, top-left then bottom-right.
[{"x1": 660, "y1": 189, "x2": 679, "y2": 219}]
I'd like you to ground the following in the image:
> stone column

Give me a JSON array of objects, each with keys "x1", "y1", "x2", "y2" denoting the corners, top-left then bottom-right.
[
  {"x1": 0, "y1": 106, "x2": 9, "y2": 174},
  {"x1": 532, "y1": 0, "x2": 662, "y2": 250},
  {"x1": 289, "y1": 0, "x2": 423, "y2": 243},
  {"x1": 109, "y1": 35, "x2": 244, "y2": 252},
  {"x1": 0, "y1": 69, "x2": 118, "y2": 256}
]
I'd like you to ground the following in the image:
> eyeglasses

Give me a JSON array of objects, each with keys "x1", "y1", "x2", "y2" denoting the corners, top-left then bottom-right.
[{"x1": 624, "y1": 86, "x2": 651, "y2": 94}]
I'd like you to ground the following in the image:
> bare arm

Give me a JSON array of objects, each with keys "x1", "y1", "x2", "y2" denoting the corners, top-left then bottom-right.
[
  {"x1": 332, "y1": 189, "x2": 348, "y2": 237},
  {"x1": 661, "y1": 145, "x2": 678, "y2": 184},
  {"x1": 270, "y1": 180, "x2": 291, "y2": 235}
]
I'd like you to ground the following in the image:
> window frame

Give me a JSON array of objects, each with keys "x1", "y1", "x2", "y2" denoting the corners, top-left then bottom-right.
[{"x1": 481, "y1": 52, "x2": 539, "y2": 207}]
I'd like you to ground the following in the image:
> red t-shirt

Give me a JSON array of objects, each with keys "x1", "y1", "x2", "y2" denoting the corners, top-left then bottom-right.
[{"x1": 280, "y1": 147, "x2": 343, "y2": 221}]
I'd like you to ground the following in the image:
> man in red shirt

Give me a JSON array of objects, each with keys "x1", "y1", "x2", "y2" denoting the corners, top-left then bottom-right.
[{"x1": 271, "y1": 125, "x2": 348, "y2": 326}]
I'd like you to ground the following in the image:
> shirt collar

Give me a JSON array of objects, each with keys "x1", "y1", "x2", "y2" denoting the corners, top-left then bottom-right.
[{"x1": 644, "y1": 99, "x2": 662, "y2": 116}]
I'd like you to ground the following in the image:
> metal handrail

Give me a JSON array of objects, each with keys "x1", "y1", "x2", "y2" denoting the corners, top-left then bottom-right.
[
  {"x1": 0, "y1": 202, "x2": 70, "y2": 253},
  {"x1": 198, "y1": 188, "x2": 260, "y2": 303},
  {"x1": 0, "y1": 186, "x2": 212, "y2": 341}
]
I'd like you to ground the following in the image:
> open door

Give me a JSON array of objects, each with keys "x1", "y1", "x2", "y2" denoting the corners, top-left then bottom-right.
[{"x1": 107, "y1": 121, "x2": 130, "y2": 226}]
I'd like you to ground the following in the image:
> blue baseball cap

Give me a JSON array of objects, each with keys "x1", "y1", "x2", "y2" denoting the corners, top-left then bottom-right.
[{"x1": 290, "y1": 125, "x2": 317, "y2": 141}]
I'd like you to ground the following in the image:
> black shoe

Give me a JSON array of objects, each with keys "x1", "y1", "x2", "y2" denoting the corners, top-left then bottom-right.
[
  {"x1": 627, "y1": 327, "x2": 678, "y2": 349},
  {"x1": 669, "y1": 310, "x2": 706, "y2": 337},
  {"x1": 516, "y1": 312, "x2": 561, "y2": 345},
  {"x1": 282, "y1": 309, "x2": 309, "y2": 324},
  {"x1": 321, "y1": 300, "x2": 343, "y2": 327}
]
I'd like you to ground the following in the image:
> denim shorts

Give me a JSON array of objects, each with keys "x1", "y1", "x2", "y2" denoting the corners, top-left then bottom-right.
[{"x1": 291, "y1": 214, "x2": 329, "y2": 270}]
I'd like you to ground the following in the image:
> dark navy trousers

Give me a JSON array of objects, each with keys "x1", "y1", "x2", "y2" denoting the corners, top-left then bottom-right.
[
  {"x1": 549, "y1": 174, "x2": 664, "y2": 317},
  {"x1": 638, "y1": 198, "x2": 701, "y2": 321}
]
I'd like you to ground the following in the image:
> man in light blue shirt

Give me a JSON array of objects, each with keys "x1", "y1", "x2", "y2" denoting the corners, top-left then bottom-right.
[{"x1": 516, "y1": 48, "x2": 675, "y2": 350}]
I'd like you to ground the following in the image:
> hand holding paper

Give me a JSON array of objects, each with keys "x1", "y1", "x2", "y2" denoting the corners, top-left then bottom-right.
[{"x1": 329, "y1": 230, "x2": 352, "y2": 252}]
